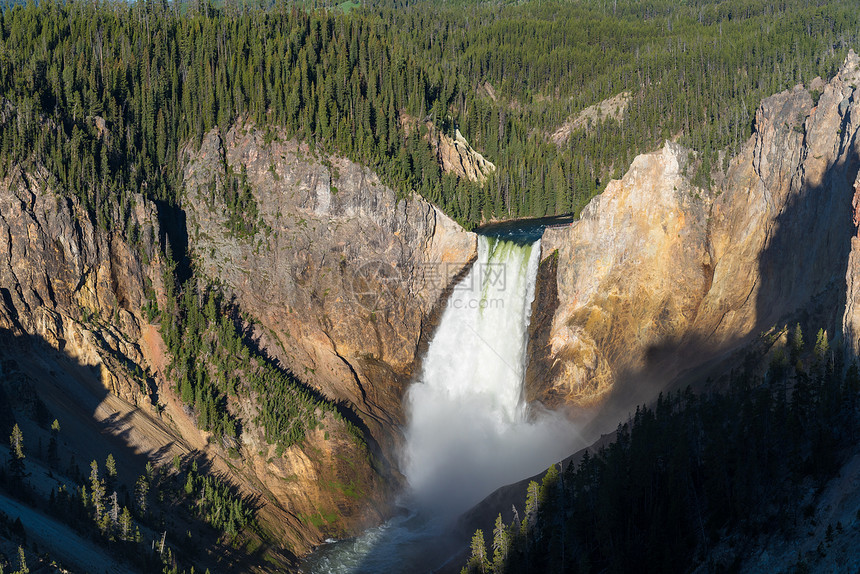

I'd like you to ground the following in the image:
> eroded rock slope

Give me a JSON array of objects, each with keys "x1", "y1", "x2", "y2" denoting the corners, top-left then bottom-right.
[
  {"x1": 182, "y1": 124, "x2": 477, "y2": 455},
  {"x1": 0, "y1": 165, "x2": 164, "y2": 405},
  {"x1": 530, "y1": 51, "x2": 860, "y2": 413}
]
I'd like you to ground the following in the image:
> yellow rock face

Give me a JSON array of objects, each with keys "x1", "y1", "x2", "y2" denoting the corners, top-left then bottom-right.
[{"x1": 531, "y1": 52, "x2": 860, "y2": 423}]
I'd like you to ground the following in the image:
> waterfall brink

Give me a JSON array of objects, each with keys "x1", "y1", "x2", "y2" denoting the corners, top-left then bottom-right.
[{"x1": 402, "y1": 235, "x2": 577, "y2": 516}]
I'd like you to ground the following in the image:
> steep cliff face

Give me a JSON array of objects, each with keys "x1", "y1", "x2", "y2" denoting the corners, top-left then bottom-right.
[
  {"x1": 0, "y1": 165, "x2": 164, "y2": 405},
  {"x1": 531, "y1": 142, "x2": 711, "y2": 407},
  {"x1": 533, "y1": 51, "x2": 860, "y2": 410},
  {"x1": 429, "y1": 127, "x2": 496, "y2": 183},
  {"x1": 182, "y1": 124, "x2": 476, "y2": 454},
  {"x1": 698, "y1": 62, "x2": 858, "y2": 346},
  {"x1": 0, "y1": 124, "x2": 476, "y2": 560},
  {"x1": 843, "y1": 175, "x2": 860, "y2": 354}
]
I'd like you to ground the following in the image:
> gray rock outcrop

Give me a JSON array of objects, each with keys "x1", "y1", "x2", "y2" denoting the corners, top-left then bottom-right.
[{"x1": 182, "y1": 124, "x2": 477, "y2": 453}]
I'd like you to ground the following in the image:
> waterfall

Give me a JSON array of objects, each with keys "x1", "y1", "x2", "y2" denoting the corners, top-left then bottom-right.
[
  {"x1": 304, "y1": 234, "x2": 579, "y2": 573},
  {"x1": 403, "y1": 235, "x2": 577, "y2": 515}
]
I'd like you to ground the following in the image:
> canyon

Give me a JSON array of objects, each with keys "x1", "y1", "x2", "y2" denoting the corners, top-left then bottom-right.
[
  {"x1": 0, "y1": 121, "x2": 478, "y2": 561},
  {"x1": 4, "y1": 42, "x2": 860, "y2": 572}
]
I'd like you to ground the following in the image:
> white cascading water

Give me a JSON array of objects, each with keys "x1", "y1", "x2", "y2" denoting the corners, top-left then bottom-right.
[
  {"x1": 403, "y1": 236, "x2": 578, "y2": 515},
  {"x1": 304, "y1": 235, "x2": 580, "y2": 573}
]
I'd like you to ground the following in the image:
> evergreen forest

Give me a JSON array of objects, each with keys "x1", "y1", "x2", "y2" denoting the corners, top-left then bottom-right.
[
  {"x1": 0, "y1": 0, "x2": 858, "y2": 229},
  {"x1": 461, "y1": 328, "x2": 860, "y2": 574}
]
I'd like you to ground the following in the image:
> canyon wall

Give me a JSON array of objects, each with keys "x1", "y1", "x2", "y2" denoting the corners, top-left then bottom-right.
[
  {"x1": 182, "y1": 124, "x2": 477, "y2": 456},
  {"x1": 530, "y1": 51, "x2": 860, "y2": 412},
  {"x1": 0, "y1": 165, "x2": 164, "y2": 405},
  {"x1": 0, "y1": 123, "x2": 477, "y2": 559},
  {"x1": 0, "y1": 164, "x2": 354, "y2": 556}
]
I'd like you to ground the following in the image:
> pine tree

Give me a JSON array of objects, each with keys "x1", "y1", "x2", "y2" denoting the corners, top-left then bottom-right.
[
  {"x1": 16, "y1": 546, "x2": 27, "y2": 574},
  {"x1": 8, "y1": 424, "x2": 25, "y2": 482},
  {"x1": 9, "y1": 424, "x2": 24, "y2": 459},
  {"x1": 469, "y1": 529, "x2": 489, "y2": 574},
  {"x1": 47, "y1": 419, "x2": 60, "y2": 469},
  {"x1": 492, "y1": 513, "x2": 509, "y2": 572},
  {"x1": 815, "y1": 328, "x2": 830, "y2": 361},
  {"x1": 110, "y1": 491, "x2": 119, "y2": 526},
  {"x1": 119, "y1": 506, "x2": 132, "y2": 541},
  {"x1": 90, "y1": 460, "x2": 105, "y2": 522},
  {"x1": 791, "y1": 323, "x2": 804, "y2": 362},
  {"x1": 105, "y1": 453, "x2": 117, "y2": 494},
  {"x1": 523, "y1": 480, "x2": 540, "y2": 536},
  {"x1": 135, "y1": 475, "x2": 149, "y2": 514}
]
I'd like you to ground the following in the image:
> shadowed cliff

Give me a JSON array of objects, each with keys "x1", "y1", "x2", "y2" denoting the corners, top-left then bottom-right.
[{"x1": 0, "y1": 325, "x2": 291, "y2": 573}]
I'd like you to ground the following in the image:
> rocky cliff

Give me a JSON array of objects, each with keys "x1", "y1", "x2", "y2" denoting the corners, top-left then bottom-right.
[
  {"x1": 531, "y1": 51, "x2": 860, "y2": 414},
  {"x1": 399, "y1": 113, "x2": 496, "y2": 184},
  {"x1": 0, "y1": 122, "x2": 477, "y2": 562},
  {"x1": 429, "y1": 127, "x2": 496, "y2": 183},
  {"x1": 181, "y1": 123, "x2": 476, "y2": 457},
  {"x1": 528, "y1": 141, "x2": 711, "y2": 408},
  {"x1": 0, "y1": 165, "x2": 164, "y2": 405}
]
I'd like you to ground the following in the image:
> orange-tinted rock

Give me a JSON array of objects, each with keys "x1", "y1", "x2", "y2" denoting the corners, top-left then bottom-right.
[
  {"x1": 533, "y1": 50, "x2": 860, "y2": 412},
  {"x1": 182, "y1": 123, "x2": 477, "y2": 455},
  {"x1": 429, "y1": 126, "x2": 496, "y2": 183}
]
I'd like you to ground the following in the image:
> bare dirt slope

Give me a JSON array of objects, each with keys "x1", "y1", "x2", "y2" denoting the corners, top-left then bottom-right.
[{"x1": 550, "y1": 91, "x2": 631, "y2": 146}]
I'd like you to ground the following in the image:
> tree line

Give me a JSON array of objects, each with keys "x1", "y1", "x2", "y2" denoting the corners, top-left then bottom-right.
[{"x1": 1, "y1": 0, "x2": 858, "y2": 231}]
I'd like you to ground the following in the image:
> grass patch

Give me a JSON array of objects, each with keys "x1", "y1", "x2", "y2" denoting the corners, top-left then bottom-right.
[
  {"x1": 326, "y1": 478, "x2": 365, "y2": 500},
  {"x1": 337, "y1": 0, "x2": 359, "y2": 13},
  {"x1": 300, "y1": 509, "x2": 340, "y2": 529},
  {"x1": 244, "y1": 536, "x2": 263, "y2": 554}
]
